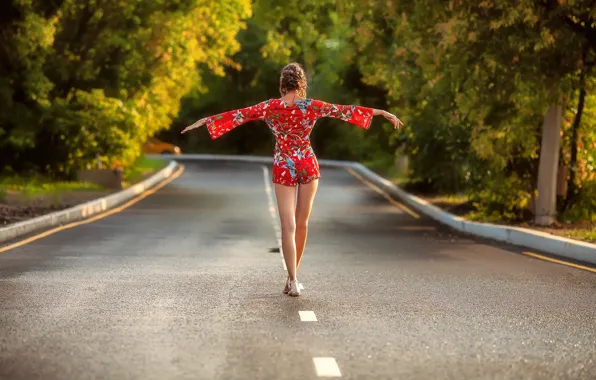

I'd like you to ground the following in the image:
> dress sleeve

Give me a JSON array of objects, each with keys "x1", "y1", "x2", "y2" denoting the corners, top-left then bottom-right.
[
  {"x1": 204, "y1": 100, "x2": 271, "y2": 140},
  {"x1": 310, "y1": 99, "x2": 374, "y2": 130}
]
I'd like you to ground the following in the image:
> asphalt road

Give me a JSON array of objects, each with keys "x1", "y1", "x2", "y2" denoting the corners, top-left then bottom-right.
[{"x1": 0, "y1": 160, "x2": 595, "y2": 380}]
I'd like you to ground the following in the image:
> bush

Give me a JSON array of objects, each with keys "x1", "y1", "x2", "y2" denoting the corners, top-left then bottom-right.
[
  {"x1": 468, "y1": 173, "x2": 533, "y2": 222},
  {"x1": 562, "y1": 181, "x2": 596, "y2": 222}
]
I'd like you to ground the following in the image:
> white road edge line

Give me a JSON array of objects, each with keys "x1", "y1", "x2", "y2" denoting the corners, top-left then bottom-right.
[
  {"x1": 313, "y1": 357, "x2": 342, "y2": 377},
  {"x1": 262, "y1": 166, "x2": 286, "y2": 271},
  {"x1": 299, "y1": 311, "x2": 318, "y2": 322}
]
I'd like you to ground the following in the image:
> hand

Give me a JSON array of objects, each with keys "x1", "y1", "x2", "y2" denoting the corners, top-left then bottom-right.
[
  {"x1": 181, "y1": 118, "x2": 207, "y2": 134},
  {"x1": 382, "y1": 111, "x2": 403, "y2": 129}
]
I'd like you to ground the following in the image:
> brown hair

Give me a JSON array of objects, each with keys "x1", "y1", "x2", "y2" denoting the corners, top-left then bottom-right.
[{"x1": 279, "y1": 62, "x2": 308, "y2": 98}]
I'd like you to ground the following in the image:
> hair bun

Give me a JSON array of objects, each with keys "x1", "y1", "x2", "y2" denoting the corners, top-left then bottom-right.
[{"x1": 280, "y1": 63, "x2": 308, "y2": 97}]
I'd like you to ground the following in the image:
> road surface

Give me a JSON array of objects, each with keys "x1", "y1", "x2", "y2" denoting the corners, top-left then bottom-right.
[{"x1": 1, "y1": 160, "x2": 595, "y2": 380}]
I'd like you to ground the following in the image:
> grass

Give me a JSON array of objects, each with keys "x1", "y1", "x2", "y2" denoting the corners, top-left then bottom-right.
[
  {"x1": 122, "y1": 156, "x2": 168, "y2": 187},
  {"x1": 424, "y1": 193, "x2": 469, "y2": 205},
  {"x1": 420, "y1": 192, "x2": 596, "y2": 244},
  {"x1": 0, "y1": 176, "x2": 102, "y2": 201},
  {"x1": 559, "y1": 228, "x2": 596, "y2": 243},
  {"x1": 0, "y1": 155, "x2": 168, "y2": 203}
]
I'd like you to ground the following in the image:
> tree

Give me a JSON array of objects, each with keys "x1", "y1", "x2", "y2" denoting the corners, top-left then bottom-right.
[
  {"x1": 348, "y1": 0, "x2": 595, "y2": 223},
  {"x1": 0, "y1": 0, "x2": 251, "y2": 177},
  {"x1": 166, "y1": 0, "x2": 396, "y2": 167}
]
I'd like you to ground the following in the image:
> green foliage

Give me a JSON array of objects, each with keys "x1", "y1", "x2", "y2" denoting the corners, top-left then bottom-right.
[
  {"x1": 468, "y1": 173, "x2": 534, "y2": 222},
  {"x1": 0, "y1": 0, "x2": 251, "y2": 178},
  {"x1": 41, "y1": 90, "x2": 140, "y2": 174},
  {"x1": 345, "y1": 0, "x2": 595, "y2": 221},
  {"x1": 164, "y1": 0, "x2": 396, "y2": 164},
  {"x1": 165, "y1": 0, "x2": 594, "y2": 224},
  {"x1": 2, "y1": 0, "x2": 594, "y2": 225},
  {"x1": 561, "y1": 181, "x2": 596, "y2": 222},
  {"x1": 123, "y1": 156, "x2": 168, "y2": 186}
]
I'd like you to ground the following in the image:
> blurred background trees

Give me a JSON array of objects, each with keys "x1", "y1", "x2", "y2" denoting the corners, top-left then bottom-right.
[
  {"x1": 0, "y1": 0, "x2": 250, "y2": 176},
  {"x1": 1, "y1": 0, "x2": 594, "y2": 224}
]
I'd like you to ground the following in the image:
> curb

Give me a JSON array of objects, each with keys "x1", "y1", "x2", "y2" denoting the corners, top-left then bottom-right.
[
  {"x1": 349, "y1": 162, "x2": 596, "y2": 265},
  {"x1": 0, "y1": 160, "x2": 179, "y2": 244},
  {"x1": 154, "y1": 153, "x2": 361, "y2": 168},
  {"x1": 163, "y1": 154, "x2": 596, "y2": 265}
]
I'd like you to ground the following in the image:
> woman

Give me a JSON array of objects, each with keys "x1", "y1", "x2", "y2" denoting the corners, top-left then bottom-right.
[{"x1": 181, "y1": 63, "x2": 403, "y2": 297}]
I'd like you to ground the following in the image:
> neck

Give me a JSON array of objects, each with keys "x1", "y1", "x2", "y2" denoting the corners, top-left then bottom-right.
[{"x1": 281, "y1": 91, "x2": 304, "y2": 100}]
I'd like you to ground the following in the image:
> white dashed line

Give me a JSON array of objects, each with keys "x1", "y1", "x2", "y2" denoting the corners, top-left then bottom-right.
[
  {"x1": 262, "y1": 166, "x2": 286, "y2": 270},
  {"x1": 263, "y1": 166, "x2": 336, "y2": 377},
  {"x1": 299, "y1": 311, "x2": 317, "y2": 322},
  {"x1": 313, "y1": 357, "x2": 342, "y2": 377}
]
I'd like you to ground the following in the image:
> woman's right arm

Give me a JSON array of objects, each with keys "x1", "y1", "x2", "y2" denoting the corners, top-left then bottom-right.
[
  {"x1": 372, "y1": 108, "x2": 403, "y2": 129},
  {"x1": 181, "y1": 100, "x2": 271, "y2": 139}
]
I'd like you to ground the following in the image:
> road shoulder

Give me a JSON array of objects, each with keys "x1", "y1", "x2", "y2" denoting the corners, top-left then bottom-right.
[{"x1": 0, "y1": 161, "x2": 180, "y2": 245}]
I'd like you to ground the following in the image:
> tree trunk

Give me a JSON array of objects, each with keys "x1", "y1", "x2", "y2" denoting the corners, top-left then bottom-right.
[
  {"x1": 535, "y1": 104, "x2": 563, "y2": 226},
  {"x1": 563, "y1": 56, "x2": 587, "y2": 211}
]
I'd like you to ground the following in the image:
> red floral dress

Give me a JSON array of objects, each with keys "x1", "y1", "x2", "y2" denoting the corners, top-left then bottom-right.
[{"x1": 205, "y1": 99, "x2": 374, "y2": 186}]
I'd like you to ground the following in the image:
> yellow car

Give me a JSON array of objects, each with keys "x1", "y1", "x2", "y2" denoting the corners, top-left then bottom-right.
[{"x1": 143, "y1": 137, "x2": 182, "y2": 155}]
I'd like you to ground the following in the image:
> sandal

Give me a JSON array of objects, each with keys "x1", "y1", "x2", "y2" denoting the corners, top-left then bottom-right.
[
  {"x1": 283, "y1": 277, "x2": 304, "y2": 294},
  {"x1": 288, "y1": 280, "x2": 301, "y2": 297}
]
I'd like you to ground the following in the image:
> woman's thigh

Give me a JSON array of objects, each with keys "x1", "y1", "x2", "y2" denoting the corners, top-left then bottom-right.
[
  {"x1": 296, "y1": 179, "x2": 319, "y2": 226},
  {"x1": 274, "y1": 183, "x2": 298, "y2": 231}
]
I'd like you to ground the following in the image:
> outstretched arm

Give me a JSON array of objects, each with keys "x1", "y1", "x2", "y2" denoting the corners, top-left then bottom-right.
[
  {"x1": 311, "y1": 100, "x2": 403, "y2": 129},
  {"x1": 181, "y1": 100, "x2": 271, "y2": 139},
  {"x1": 372, "y1": 108, "x2": 404, "y2": 129}
]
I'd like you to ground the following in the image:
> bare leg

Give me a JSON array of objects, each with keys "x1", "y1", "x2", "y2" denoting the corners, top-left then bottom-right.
[
  {"x1": 295, "y1": 179, "x2": 319, "y2": 269},
  {"x1": 274, "y1": 184, "x2": 298, "y2": 281}
]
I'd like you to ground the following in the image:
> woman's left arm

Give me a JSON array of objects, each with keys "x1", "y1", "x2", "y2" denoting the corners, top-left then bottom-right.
[
  {"x1": 311, "y1": 100, "x2": 403, "y2": 130},
  {"x1": 181, "y1": 100, "x2": 271, "y2": 139}
]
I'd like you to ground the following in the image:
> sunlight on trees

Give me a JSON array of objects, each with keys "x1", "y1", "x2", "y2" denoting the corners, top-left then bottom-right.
[{"x1": 1, "y1": 0, "x2": 594, "y2": 224}]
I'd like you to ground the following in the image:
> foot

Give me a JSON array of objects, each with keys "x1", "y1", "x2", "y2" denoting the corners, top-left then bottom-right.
[
  {"x1": 283, "y1": 277, "x2": 304, "y2": 294},
  {"x1": 288, "y1": 280, "x2": 301, "y2": 297}
]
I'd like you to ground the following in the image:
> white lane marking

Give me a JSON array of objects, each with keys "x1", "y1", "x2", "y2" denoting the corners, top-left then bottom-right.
[
  {"x1": 262, "y1": 166, "x2": 286, "y2": 270},
  {"x1": 299, "y1": 311, "x2": 317, "y2": 322},
  {"x1": 313, "y1": 357, "x2": 342, "y2": 377}
]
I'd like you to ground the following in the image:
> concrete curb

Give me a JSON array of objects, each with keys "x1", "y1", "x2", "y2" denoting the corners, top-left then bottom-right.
[
  {"x1": 165, "y1": 154, "x2": 596, "y2": 265},
  {"x1": 348, "y1": 162, "x2": 596, "y2": 265},
  {"x1": 155, "y1": 153, "x2": 358, "y2": 168},
  {"x1": 0, "y1": 160, "x2": 178, "y2": 244}
]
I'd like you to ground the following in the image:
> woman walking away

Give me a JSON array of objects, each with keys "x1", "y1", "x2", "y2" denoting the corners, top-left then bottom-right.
[{"x1": 181, "y1": 62, "x2": 403, "y2": 297}]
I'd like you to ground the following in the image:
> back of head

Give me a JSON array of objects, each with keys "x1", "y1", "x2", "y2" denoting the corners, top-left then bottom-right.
[{"x1": 280, "y1": 63, "x2": 308, "y2": 98}]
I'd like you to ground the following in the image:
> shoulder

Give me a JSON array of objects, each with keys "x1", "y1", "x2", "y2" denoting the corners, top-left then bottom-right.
[
  {"x1": 249, "y1": 99, "x2": 276, "y2": 113},
  {"x1": 263, "y1": 98, "x2": 284, "y2": 108},
  {"x1": 308, "y1": 99, "x2": 331, "y2": 106},
  {"x1": 256, "y1": 99, "x2": 274, "y2": 106},
  {"x1": 308, "y1": 99, "x2": 329, "y2": 111}
]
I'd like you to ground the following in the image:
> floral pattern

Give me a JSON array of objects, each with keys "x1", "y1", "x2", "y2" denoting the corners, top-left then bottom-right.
[{"x1": 205, "y1": 98, "x2": 374, "y2": 186}]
